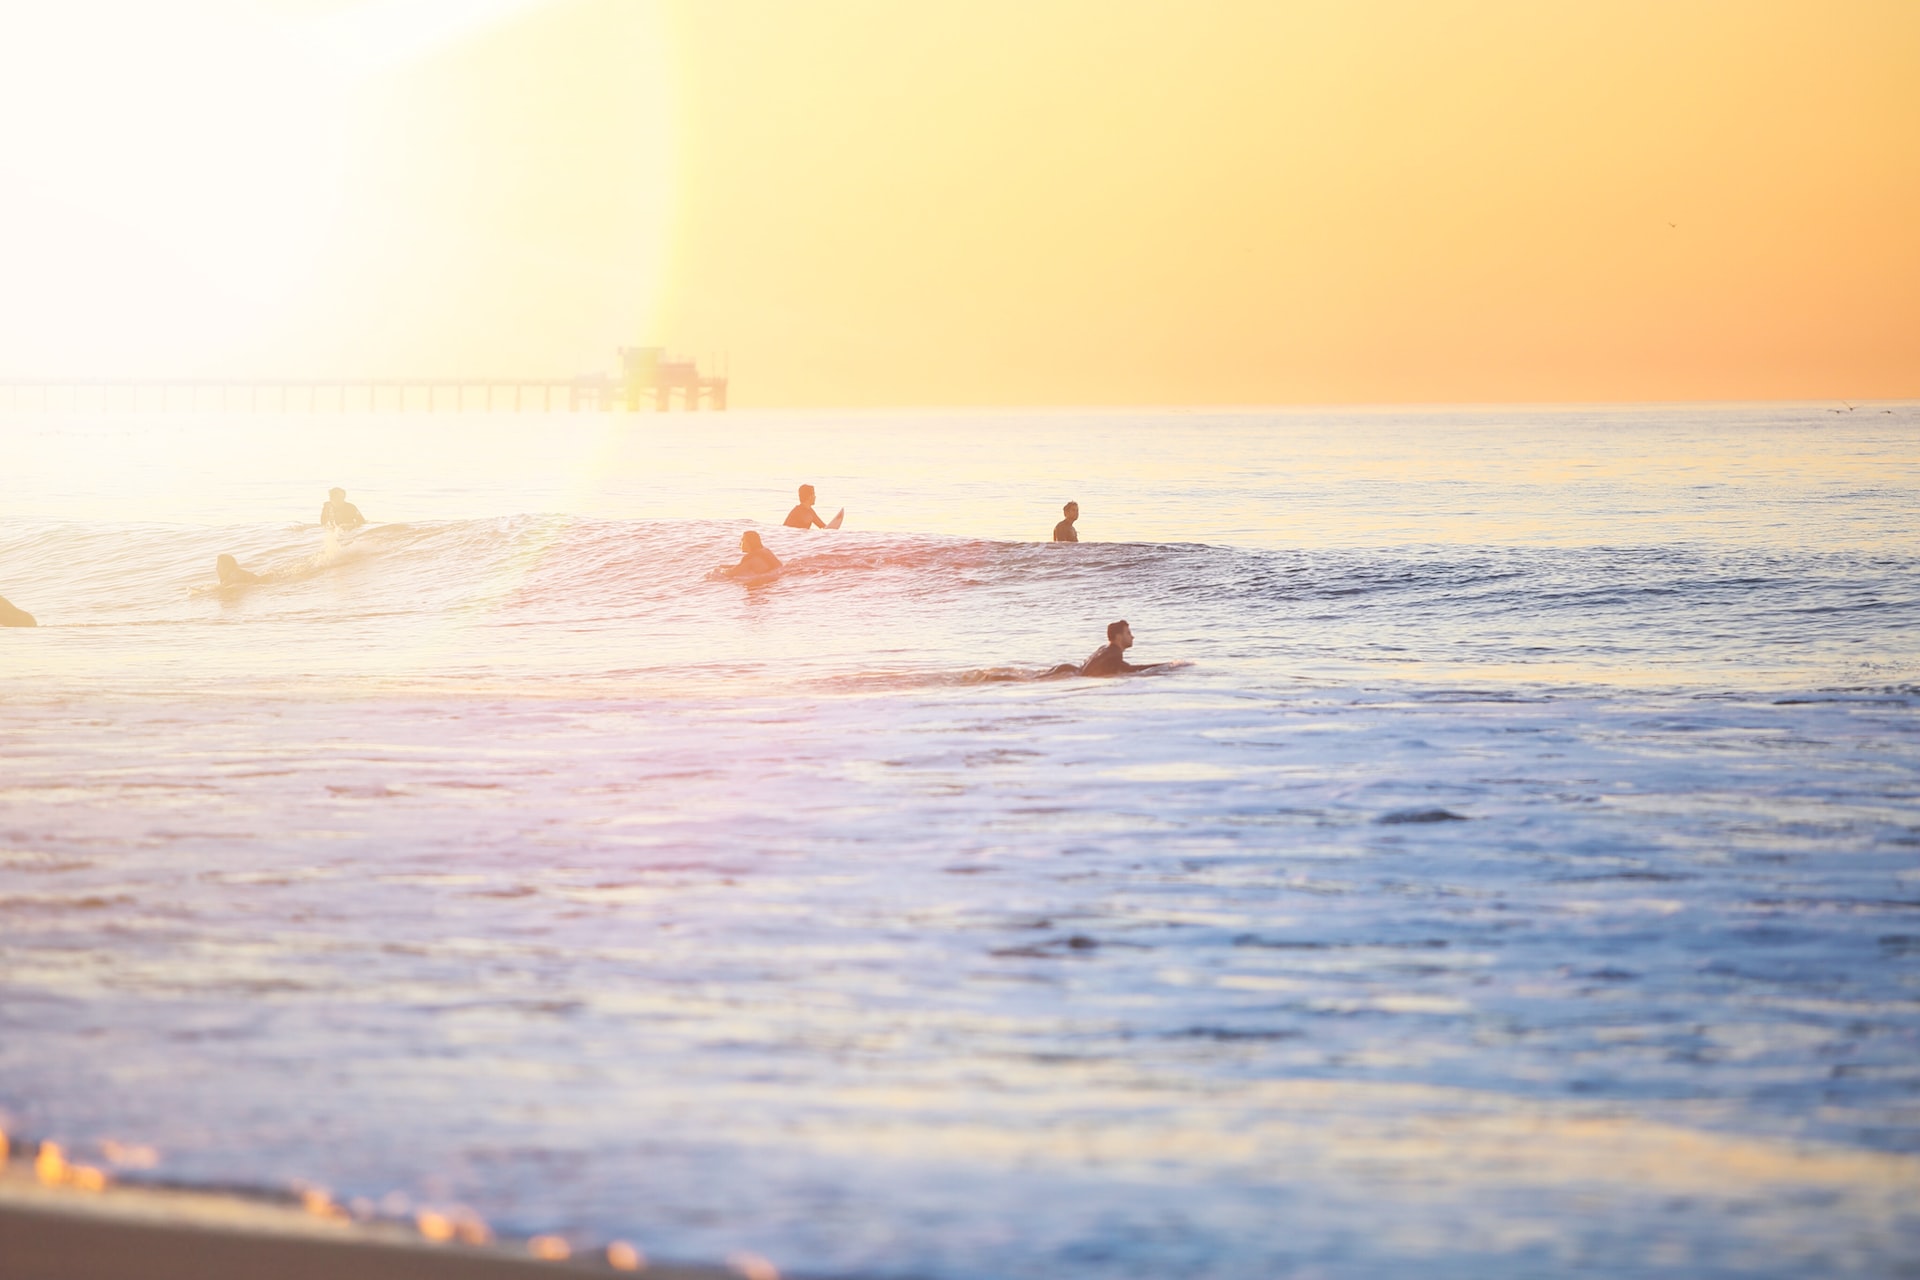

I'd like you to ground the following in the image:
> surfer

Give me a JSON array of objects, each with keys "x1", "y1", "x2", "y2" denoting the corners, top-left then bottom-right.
[
  {"x1": 216, "y1": 554, "x2": 262, "y2": 587},
  {"x1": 1045, "y1": 620, "x2": 1174, "y2": 678},
  {"x1": 721, "y1": 530, "x2": 782, "y2": 579},
  {"x1": 319, "y1": 487, "x2": 366, "y2": 530},
  {"x1": 0, "y1": 595, "x2": 36, "y2": 627},
  {"x1": 784, "y1": 484, "x2": 843, "y2": 530},
  {"x1": 1052, "y1": 501, "x2": 1080, "y2": 542}
]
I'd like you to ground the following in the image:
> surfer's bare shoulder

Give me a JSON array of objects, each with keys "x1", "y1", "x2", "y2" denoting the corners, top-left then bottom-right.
[{"x1": 0, "y1": 595, "x2": 36, "y2": 627}]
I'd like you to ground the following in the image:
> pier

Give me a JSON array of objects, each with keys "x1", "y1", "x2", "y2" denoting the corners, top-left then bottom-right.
[{"x1": 0, "y1": 346, "x2": 727, "y2": 413}]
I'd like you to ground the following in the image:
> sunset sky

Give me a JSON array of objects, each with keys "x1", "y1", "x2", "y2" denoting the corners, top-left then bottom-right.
[{"x1": 0, "y1": 0, "x2": 1913, "y2": 406}]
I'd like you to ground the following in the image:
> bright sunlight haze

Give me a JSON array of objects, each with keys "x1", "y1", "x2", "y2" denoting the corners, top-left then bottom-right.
[{"x1": 0, "y1": 0, "x2": 1913, "y2": 406}]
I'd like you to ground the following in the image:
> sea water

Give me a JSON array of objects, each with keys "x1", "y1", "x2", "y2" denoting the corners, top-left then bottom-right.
[{"x1": 2, "y1": 404, "x2": 1917, "y2": 1278}]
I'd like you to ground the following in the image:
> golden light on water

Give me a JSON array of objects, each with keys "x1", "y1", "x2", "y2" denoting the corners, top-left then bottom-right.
[
  {"x1": 33, "y1": 1142, "x2": 63, "y2": 1187},
  {"x1": 606, "y1": 1239, "x2": 647, "y2": 1270},
  {"x1": 726, "y1": 1250, "x2": 781, "y2": 1280},
  {"x1": 528, "y1": 1233, "x2": 572, "y2": 1260},
  {"x1": 297, "y1": 1184, "x2": 351, "y2": 1222},
  {"x1": 412, "y1": 1204, "x2": 493, "y2": 1246},
  {"x1": 415, "y1": 1207, "x2": 456, "y2": 1241},
  {"x1": 33, "y1": 1142, "x2": 107, "y2": 1192}
]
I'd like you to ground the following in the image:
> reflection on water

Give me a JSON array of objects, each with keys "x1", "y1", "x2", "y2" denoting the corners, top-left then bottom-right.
[{"x1": 1, "y1": 405, "x2": 1918, "y2": 1277}]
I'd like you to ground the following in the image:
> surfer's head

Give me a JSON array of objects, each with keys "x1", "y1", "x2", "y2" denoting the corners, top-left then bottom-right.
[
  {"x1": 1107, "y1": 619, "x2": 1132, "y2": 649},
  {"x1": 329, "y1": 487, "x2": 346, "y2": 501},
  {"x1": 741, "y1": 530, "x2": 764, "y2": 552},
  {"x1": 798, "y1": 484, "x2": 815, "y2": 504},
  {"x1": 1063, "y1": 501, "x2": 1078, "y2": 519}
]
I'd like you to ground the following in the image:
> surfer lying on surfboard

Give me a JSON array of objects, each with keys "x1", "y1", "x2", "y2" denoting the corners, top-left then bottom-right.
[
  {"x1": 1044, "y1": 620, "x2": 1181, "y2": 678},
  {"x1": 216, "y1": 554, "x2": 262, "y2": 586},
  {"x1": 719, "y1": 530, "x2": 783, "y2": 580},
  {"x1": 784, "y1": 484, "x2": 843, "y2": 530}
]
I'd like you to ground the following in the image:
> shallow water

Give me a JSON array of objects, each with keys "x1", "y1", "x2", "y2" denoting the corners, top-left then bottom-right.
[{"x1": 3, "y1": 404, "x2": 1919, "y2": 1277}]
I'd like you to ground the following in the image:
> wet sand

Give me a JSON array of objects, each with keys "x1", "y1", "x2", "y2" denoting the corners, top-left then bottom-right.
[{"x1": 0, "y1": 1168, "x2": 737, "y2": 1280}]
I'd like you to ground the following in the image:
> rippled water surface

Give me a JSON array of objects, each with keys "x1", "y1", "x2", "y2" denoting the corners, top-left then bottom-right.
[{"x1": 3, "y1": 405, "x2": 1918, "y2": 1277}]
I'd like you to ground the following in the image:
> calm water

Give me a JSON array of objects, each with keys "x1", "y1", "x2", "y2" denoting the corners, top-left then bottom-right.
[{"x1": 3, "y1": 404, "x2": 1919, "y2": 1277}]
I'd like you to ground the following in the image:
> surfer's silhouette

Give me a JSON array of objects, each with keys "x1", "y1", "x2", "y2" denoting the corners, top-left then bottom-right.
[
  {"x1": 216, "y1": 554, "x2": 262, "y2": 587},
  {"x1": 784, "y1": 484, "x2": 843, "y2": 530},
  {"x1": 1053, "y1": 501, "x2": 1080, "y2": 542},
  {"x1": 721, "y1": 530, "x2": 782, "y2": 579},
  {"x1": 320, "y1": 487, "x2": 366, "y2": 530},
  {"x1": 1045, "y1": 620, "x2": 1176, "y2": 678},
  {"x1": 0, "y1": 595, "x2": 36, "y2": 627}
]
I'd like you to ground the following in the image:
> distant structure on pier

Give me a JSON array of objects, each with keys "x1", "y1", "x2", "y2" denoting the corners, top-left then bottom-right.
[
  {"x1": 615, "y1": 346, "x2": 729, "y2": 411},
  {"x1": 0, "y1": 346, "x2": 728, "y2": 413}
]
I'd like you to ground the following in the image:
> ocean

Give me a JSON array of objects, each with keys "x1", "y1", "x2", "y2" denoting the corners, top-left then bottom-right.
[{"x1": 3, "y1": 403, "x2": 1918, "y2": 1277}]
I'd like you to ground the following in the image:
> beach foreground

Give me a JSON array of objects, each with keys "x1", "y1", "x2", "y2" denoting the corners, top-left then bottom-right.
[{"x1": 0, "y1": 1167, "x2": 739, "y2": 1279}]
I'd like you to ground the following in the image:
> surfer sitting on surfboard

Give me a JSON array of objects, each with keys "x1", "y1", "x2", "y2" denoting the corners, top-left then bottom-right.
[
  {"x1": 320, "y1": 487, "x2": 366, "y2": 530},
  {"x1": 1053, "y1": 501, "x2": 1080, "y2": 542},
  {"x1": 721, "y1": 530, "x2": 782, "y2": 579},
  {"x1": 783, "y1": 484, "x2": 843, "y2": 530}
]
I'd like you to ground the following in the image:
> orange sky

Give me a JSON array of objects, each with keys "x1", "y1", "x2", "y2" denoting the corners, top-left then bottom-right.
[{"x1": 0, "y1": 0, "x2": 1914, "y2": 405}]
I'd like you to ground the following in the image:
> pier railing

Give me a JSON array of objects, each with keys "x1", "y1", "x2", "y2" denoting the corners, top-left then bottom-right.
[{"x1": 0, "y1": 349, "x2": 729, "y2": 413}]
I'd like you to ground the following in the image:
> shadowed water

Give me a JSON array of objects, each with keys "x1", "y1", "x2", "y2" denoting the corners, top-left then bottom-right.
[{"x1": 2, "y1": 405, "x2": 1918, "y2": 1277}]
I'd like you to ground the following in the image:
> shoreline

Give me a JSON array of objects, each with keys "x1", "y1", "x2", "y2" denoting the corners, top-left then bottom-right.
[{"x1": 0, "y1": 1163, "x2": 749, "y2": 1280}]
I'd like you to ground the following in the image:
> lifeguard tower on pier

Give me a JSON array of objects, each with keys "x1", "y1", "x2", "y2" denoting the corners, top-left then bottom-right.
[{"x1": 619, "y1": 346, "x2": 728, "y2": 412}]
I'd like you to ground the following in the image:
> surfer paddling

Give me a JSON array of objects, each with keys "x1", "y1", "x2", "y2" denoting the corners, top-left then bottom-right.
[
  {"x1": 319, "y1": 487, "x2": 366, "y2": 530},
  {"x1": 784, "y1": 484, "x2": 843, "y2": 530},
  {"x1": 720, "y1": 530, "x2": 782, "y2": 579},
  {"x1": 1046, "y1": 620, "x2": 1179, "y2": 678},
  {"x1": 215, "y1": 554, "x2": 262, "y2": 586}
]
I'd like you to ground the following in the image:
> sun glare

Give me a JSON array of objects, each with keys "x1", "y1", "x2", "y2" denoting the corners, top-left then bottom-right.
[
  {"x1": 304, "y1": 0, "x2": 562, "y2": 74},
  {"x1": 0, "y1": 0, "x2": 674, "y2": 383}
]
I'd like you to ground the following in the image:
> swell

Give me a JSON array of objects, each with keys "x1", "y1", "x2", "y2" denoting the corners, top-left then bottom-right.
[{"x1": 1, "y1": 517, "x2": 1916, "y2": 644}]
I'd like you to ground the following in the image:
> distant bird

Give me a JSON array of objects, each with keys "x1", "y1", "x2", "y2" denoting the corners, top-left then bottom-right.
[{"x1": 1667, "y1": 221, "x2": 1677, "y2": 228}]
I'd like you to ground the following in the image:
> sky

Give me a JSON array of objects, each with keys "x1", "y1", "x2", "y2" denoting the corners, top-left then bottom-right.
[{"x1": 0, "y1": 0, "x2": 1914, "y2": 406}]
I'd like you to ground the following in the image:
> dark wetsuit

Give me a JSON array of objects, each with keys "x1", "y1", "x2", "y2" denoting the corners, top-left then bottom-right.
[
  {"x1": 217, "y1": 559, "x2": 261, "y2": 586},
  {"x1": 320, "y1": 500, "x2": 365, "y2": 530},
  {"x1": 1079, "y1": 642, "x2": 1132, "y2": 677}
]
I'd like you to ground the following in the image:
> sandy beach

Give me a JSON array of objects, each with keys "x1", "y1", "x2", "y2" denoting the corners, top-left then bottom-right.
[{"x1": 0, "y1": 1164, "x2": 740, "y2": 1280}]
